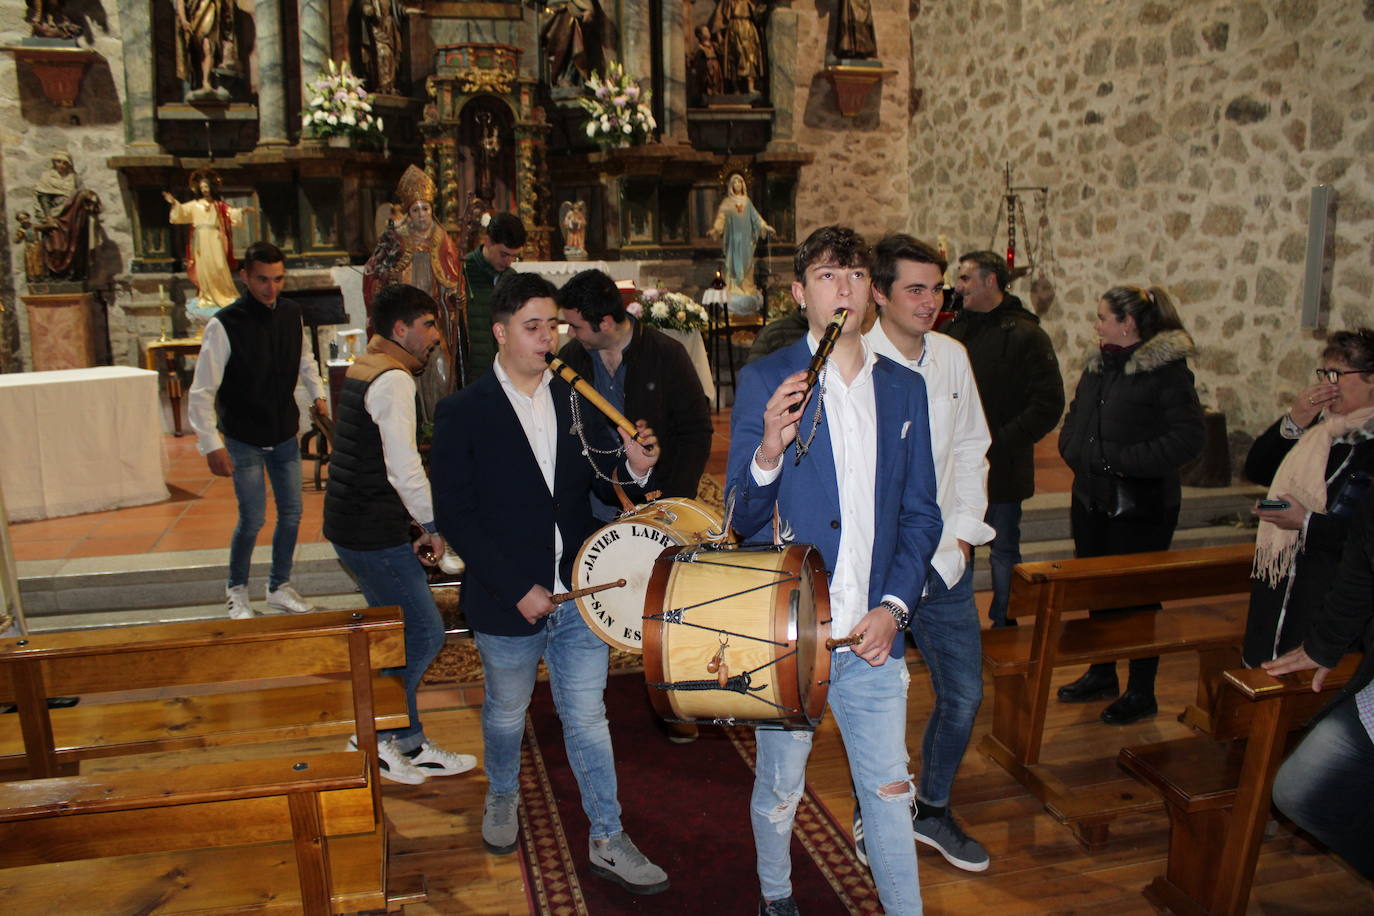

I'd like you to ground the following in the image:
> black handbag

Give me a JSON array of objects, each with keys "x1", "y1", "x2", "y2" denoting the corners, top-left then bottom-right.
[{"x1": 1105, "y1": 475, "x2": 1166, "y2": 521}]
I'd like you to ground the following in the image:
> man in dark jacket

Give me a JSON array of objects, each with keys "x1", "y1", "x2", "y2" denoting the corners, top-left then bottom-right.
[
  {"x1": 1264, "y1": 488, "x2": 1374, "y2": 880},
  {"x1": 944, "y1": 250, "x2": 1064, "y2": 627},
  {"x1": 557, "y1": 269, "x2": 713, "y2": 515},
  {"x1": 463, "y1": 212, "x2": 526, "y2": 381}
]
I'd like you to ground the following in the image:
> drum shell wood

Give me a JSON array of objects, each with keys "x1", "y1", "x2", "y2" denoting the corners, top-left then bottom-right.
[{"x1": 642, "y1": 544, "x2": 832, "y2": 729}]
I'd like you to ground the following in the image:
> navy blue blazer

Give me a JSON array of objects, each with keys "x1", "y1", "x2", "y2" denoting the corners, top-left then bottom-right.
[
  {"x1": 726, "y1": 336, "x2": 942, "y2": 636},
  {"x1": 431, "y1": 369, "x2": 647, "y2": 636}
]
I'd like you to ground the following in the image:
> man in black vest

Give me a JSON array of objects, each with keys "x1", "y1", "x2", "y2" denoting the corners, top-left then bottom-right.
[
  {"x1": 188, "y1": 242, "x2": 326, "y2": 620},
  {"x1": 324, "y1": 283, "x2": 478, "y2": 785}
]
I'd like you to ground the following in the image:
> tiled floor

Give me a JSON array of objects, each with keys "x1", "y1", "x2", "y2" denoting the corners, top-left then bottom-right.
[{"x1": 8, "y1": 412, "x2": 1073, "y2": 562}]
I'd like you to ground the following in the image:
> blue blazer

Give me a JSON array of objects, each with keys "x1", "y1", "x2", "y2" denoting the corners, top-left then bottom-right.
[
  {"x1": 431, "y1": 369, "x2": 647, "y2": 636},
  {"x1": 726, "y1": 336, "x2": 942, "y2": 632}
]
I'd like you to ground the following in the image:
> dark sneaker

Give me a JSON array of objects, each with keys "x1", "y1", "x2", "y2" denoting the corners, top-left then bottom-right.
[
  {"x1": 759, "y1": 896, "x2": 801, "y2": 915},
  {"x1": 913, "y1": 809, "x2": 990, "y2": 872},
  {"x1": 1100, "y1": 690, "x2": 1158, "y2": 725},
  {"x1": 589, "y1": 832, "x2": 669, "y2": 895},
  {"x1": 852, "y1": 806, "x2": 869, "y2": 868},
  {"x1": 482, "y1": 792, "x2": 519, "y2": 855}
]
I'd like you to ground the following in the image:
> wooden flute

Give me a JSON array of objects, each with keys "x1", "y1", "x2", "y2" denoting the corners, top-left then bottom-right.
[
  {"x1": 790, "y1": 307, "x2": 849, "y2": 413},
  {"x1": 544, "y1": 353, "x2": 649, "y2": 445}
]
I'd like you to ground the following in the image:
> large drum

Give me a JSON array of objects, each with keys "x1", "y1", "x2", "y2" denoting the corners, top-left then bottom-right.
[
  {"x1": 642, "y1": 543, "x2": 832, "y2": 729},
  {"x1": 573, "y1": 497, "x2": 727, "y2": 653}
]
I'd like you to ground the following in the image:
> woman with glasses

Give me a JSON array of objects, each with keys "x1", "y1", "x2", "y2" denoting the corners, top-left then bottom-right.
[
  {"x1": 1242, "y1": 328, "x2": 1374, "y2": 665},
  {"x1": 1056, "y1": 286, "x2": 1205, "y2": 724}
]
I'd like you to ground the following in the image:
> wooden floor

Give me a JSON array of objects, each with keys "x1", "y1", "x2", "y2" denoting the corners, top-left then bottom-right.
[{"x1": 80, "y1": 643, "x2": 1373, "y2": 915}]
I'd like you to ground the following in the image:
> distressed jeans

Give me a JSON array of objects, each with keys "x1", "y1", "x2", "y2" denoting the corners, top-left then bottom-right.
[
  {"x1": 332, "y1": 542, "x2": 446, "y2": 753},
  {"x1": 752, "y1": 651, "x2": 922, "y2": 915},
  {"x1": 909, "y1": 562, "x2": 984, "y2": 807},
  {"x1": 224, "y1": 435, "x2": 303, "y2": 592},
  {"x1": 475, "y1": 602, "x2": 623, "y2": 841},
  {"x1": 982, "y1": 502, "x2": 1023, "y2": 627}
]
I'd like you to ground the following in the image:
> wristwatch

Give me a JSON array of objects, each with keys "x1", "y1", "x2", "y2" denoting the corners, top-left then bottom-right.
[{"x1": 880, "y1": 599, "x2": 910, "y2": 629}]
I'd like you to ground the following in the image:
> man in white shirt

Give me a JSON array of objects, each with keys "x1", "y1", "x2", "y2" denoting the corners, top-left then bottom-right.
[
  {"x1": 865, "y1": 233, "x2": 994, "y2": 872},
  {"x1": 324, "y1": 283, "x2": 479, "y2": 786},
  {"x1": 728, "y1": 226, "x2": 942, "y2": 916},
  {"x1": 187, "y1": 242, "x2": 326, "y2": 619},
  {"x1": 431, "y1": 271, "x2": 671, "y2": 895}
]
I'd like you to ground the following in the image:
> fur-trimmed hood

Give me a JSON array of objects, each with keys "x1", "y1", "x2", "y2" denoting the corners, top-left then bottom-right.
[{"x1": 1083, "y1": 328, "x2": 1196, "y2": 375}]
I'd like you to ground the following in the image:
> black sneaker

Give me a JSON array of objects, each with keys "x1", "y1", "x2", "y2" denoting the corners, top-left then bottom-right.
[
  {"x1": 759, "y1": 897, "x2": 800, "y2": 915},
  {"x1": 852, "y1": 806, "x2": 869, "y2": 868},
  {"x1": 912, "y1": 808, "x2": 990, "y2": 872}
]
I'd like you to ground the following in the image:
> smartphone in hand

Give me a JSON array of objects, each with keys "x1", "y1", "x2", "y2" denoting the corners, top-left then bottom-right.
[{"x1": 1257, "y1": 499, "x2": 1290, "y2": 510}]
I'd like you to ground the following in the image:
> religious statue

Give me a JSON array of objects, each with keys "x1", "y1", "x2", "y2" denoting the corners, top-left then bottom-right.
[
  {"x1": 364, "y1": 165, "x2": 469, "y2": 418},
  {"x1": 360, "y1": 0, "x2": 403, "y2": 94},
  {"x1": 708, "y1": 0, "x2": 767, "y2": 95},
  {"x1": 559, "y1": 200, "x2": 587, "y2": 260},
  {"x1": 26, "y1": 0, "x2": 82, "y2": 39},
  {"x1": 25, "y1": 152, "x2": 102, "y2": 283},
  {"x1": 835, "y1": 0, "x2": 878, "y2": 60},
  {"x1": 541, "y1": 0, "x2": 618, "y2": 89},
  {"x1": 171, "y1": 0, "x2": 242, "y2": 101},
  {"x1": 690, "y1": 25, "x2": 724, "y2": 102},
  {"x1": 163, "y1": 169, "x2": 244, "y2": 311},
  {"x1": 709, "y1": 172, "x2": 774, "y2": 313}
]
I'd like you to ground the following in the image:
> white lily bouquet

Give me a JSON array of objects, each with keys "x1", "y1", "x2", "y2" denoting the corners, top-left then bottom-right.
[
  {"x1": 578, "y1": 63, "x2": 657, "y2": 149},
  {"x1": 629, "y1": 289, "x2": 709, "y2": 332},
  {"x1": 302, "y1": 60, "x2": 384, "y2": 140}
]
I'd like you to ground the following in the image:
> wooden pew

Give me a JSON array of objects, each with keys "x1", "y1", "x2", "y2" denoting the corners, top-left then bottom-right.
[
  {"x1": 0, "y1": 751, "x2": 409, "y2": 914},
  {"x1": 1118, "y1": 654, "x2": 1361, "y2": 915},
  {"x1": 0, "y1": 608, "x2": 407, "y2": 786},
  {"x1": 978, "y1": 543, "x2": 1254, "y2": 845}
]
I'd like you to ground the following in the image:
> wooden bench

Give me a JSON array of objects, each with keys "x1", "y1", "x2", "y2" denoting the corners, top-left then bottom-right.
[
  {"x1": 1118, "y1": 654, "x2": 1361, "y2": 915},
  {"x1": 0, "y1": 751, "x2": 418, "y2": 914},
  {"x1": 978, "y1": 543, "x2": 1255, "y2": 845},
  {"x1": 0, "y1": 608, "x2": 408, "y2": 784}
]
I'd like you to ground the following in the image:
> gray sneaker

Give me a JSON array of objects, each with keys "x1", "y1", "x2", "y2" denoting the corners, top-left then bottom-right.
[
  {"x1": 588, "y1": 832, "x2": 669, "y2": 895},
  {"x1": 912, "y1": 808, "x2": 990, "y2": 872},
  {"x1": 482, "y1": 792, "x2": 519, "y2": 855}
]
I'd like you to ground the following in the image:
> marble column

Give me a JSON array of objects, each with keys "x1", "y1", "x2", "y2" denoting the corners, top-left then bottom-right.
[
  {"x1": 767, "y1": 4, "x2": 799, "y2": 150},
  {"x1": 116, "y1": 0, "x2": 159, "y2": 149},
  {"x1": 256, "y1": 0, "x2": 288, "y2": 146},
  {"x1": 299, "y1": 0, "x2": 331, "y2": 101},
  {"x1": 660, "y1": 0, "x2": 688, "y2": 142}
]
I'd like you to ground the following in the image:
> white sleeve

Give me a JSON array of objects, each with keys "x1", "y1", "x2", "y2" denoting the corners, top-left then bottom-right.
[
  {"x1": 187, "y1": 318, "x2": 229, "y2": 455},
  {"x1": 949, "y1": 350, "x2": 997, "y2": 547},
  {"x1": 751, "y1": 447, "x2": 784, "y2": 486},
  {"x1": 364, "y1": 370, "x2": 433, "y2": 527},
  {"x1": 298, "y1": 323, "x2": 327, "y2": 402}
]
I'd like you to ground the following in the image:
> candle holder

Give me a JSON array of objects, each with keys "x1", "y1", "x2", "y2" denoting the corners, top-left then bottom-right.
[{"x1": 157, "y1": 285, "x2": 171, "y2": 342}]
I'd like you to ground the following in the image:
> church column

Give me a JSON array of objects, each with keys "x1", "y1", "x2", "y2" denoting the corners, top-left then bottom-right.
[
  {"x1": 767, "y1": 2, "x2": 799, "y2": 151},
  {"x1": 116, "y1": 0, "x2": 158, "y2": 149},
  {"x1": 660, "y1": 0, "x2": 689, "y2": 143},
  {"x1": 256, "y1": 0, "x2": 289, "y2": 146},
  {"x1": 299, "y1": 0, "x2": 332, "y2": 99}
]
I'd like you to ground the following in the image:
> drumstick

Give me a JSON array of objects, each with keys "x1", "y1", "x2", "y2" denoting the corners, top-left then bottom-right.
[
  {"x1": 549, "y1": 578, "x2": 627, "y2": 605},
  {"x1": 790, "y1": 307, "x2": 849, "y2": 413},
  {"x1": 825, "y1": 634, "x2": 864, "y2": 651},
  {"x1": 545, "y1": 353, "x2": 649, "y2": 445}
]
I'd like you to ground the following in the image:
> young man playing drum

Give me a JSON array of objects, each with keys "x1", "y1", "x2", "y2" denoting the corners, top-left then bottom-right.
[
  {"x1": 727, "y1": 225, "x2": 942, "y2": 916},
  {"x1": 431, "y1": 271, "x2": 671, "y2": 895}
]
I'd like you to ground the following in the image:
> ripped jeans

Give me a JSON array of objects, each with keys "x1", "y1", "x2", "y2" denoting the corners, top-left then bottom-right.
[{"x1": 751, "y1": 650, "x2": 922, "y2": 914}]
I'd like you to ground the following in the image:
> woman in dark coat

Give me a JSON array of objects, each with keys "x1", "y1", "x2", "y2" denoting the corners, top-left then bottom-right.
[
  {"x1": 1056, "y1": 286, "x2": 1205, "y2": 725},
  {"x1": 1243, "y1": 328, "x2": 1374, "y2": 667}
]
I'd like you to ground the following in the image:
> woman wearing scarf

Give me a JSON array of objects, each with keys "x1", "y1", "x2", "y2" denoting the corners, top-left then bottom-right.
[
  {"x1": 1243, "y1": 328, "x2": 1374, "y2": 666},
  {"x1": 1056, "y1": 286, "x2": 1205, "y2": 725}
]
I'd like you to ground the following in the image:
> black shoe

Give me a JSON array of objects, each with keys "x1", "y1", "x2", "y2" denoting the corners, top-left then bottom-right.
[
  {"x1": 990, "y1": 617, "x2": 1019, "y2": 629},
  {"x1": 1057, "y1": 668, "x2": 1120, "y2": 703},
  {"x1": 759, "y1": 897, "x2": 800, "y2": 916},
  {"x1": 1100, "y1": 690, "x2": 1158, "y2": 725}
]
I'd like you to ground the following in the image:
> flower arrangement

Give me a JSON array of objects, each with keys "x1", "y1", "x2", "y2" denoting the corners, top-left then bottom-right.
[
  {"x1": 577, "y1": 62, "x2": 657, "y2": 149},
  {"x1": 628, "y1": 289, "x2": 709, "y2": 332},
  {"x1": 302, "y1": 60, "x2": 383, "y2": 140}
]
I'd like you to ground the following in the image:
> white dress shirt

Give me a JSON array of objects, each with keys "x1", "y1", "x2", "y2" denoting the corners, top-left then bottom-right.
[
  {"x1": 364, "y1": 369, "x2": 434, "y2": 529},
  {"x1": 752, "y1": 335, "x2": 903, "y2": 640},
  {"x1": 187, "y1": 314, "x2": 326, "y2": 455},
  {"x1": 868, "y1": 320, "x2": 995, "y2": 589}
]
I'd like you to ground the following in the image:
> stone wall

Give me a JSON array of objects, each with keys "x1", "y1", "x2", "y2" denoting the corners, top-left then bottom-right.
[{"x1": 907, "y1": 0, "x2": 1374, "y2": 437}]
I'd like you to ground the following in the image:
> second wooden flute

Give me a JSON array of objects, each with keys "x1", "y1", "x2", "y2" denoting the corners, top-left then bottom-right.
[
  {"x1": 545, "y1": 352, "x2": 648, "y2": 444},
  {"x1": 790, "y1": 307, "x2": 849, "y2": 413}
]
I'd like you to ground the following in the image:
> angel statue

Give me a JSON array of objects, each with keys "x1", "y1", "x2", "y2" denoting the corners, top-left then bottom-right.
[
  {"x1": 560, "y1": 200, "x2": 587, "y2": 260},
  {"x1": 709, "y1": 172, "x2": 774, "y2": 314}
]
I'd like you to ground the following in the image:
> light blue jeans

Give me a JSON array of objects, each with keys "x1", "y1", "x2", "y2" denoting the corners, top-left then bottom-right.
[
  {"x1": 752, "y1": 651, "x2": 922, "y2": 914},
  {"x1": 224, "y1": 435, "x2": 303, "y2": 592},
  {"x1": 474, "y1": 601, "x2": 623, "y2": 841},
  {"x1": 332, "y1": 542, "x2": 446, "y2": 753}
]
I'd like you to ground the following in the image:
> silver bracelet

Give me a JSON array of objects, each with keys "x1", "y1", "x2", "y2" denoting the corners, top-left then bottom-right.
[
  {"x1": 755, "y1": 444, "x2": 782, "y2": 468},
  {"x1": 881, "y1": 599, "x2": 910, "y2": 629}
]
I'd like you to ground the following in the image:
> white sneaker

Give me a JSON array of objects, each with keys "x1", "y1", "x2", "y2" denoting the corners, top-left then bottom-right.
[
  {"x1": 266, "y1": 582, "x2": 318, "y2": 614},
  {"x1": 226, "y1": 585, "x2": 255, "y2": 619},
  {"x1": 347, "y1": 734, "x2": 427, "y2": 786},
  {"x1": 407, "y1": 741, "x2": 478, "y2": 777}
]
